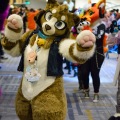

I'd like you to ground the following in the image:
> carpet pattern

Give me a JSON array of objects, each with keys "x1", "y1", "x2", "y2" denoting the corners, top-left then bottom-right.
[
  {"x1": 0, "y1": 75, "x2": 117, "y2": 120},
  {"x1": 0, "y1": 54, "x2": 118, "y2": 120},
  {"x1": 66, "y1": 84, "x2": 117, "y2": 120}
]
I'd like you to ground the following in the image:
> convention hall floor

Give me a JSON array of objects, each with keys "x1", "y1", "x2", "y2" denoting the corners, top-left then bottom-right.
[{"x1": 0, "y1": 53, "x2": 118, "y2": 120}]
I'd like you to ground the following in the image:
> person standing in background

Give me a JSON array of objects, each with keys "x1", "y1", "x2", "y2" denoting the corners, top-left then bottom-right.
[
  {"x1": 0, "y1": 0, "x2": 10, "y2": 96},
  {"x1": 27, "y1": 8, "x2": 39, "y2": 31},
  {"x1": 63, "y1": 0, "x2": 74, "y2": 12},
  {"x1": 75, "y1": 0, "x2": 107, "y2": 102},
  {"x1": 18, "y1": 6, "x2": 28, "y2": 33},
  {"x1": 116, "y1": 13, "x2": 120, "y2": 26},
  {"x1": 0, "y1": 0, "x2": 10, "y2": 60},
  {"x1": 108, "y1": 39, "x2": 120, "y2": 120}
]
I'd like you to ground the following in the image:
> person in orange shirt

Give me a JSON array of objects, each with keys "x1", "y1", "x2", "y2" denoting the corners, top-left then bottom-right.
[{"x1": 27, "y1": 8, "x2": 39, "y2": 30}]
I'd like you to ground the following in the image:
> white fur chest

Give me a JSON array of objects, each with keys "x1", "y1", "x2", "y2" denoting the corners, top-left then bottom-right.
[{"x1": 22, "y1": 42, "x2": 55, "y2": 100}]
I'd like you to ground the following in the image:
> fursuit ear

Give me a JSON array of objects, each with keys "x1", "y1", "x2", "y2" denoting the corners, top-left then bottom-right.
[
  {"x1": 45, "y1": 0, "x2": 59, "y2": 10},
  {"x1": 34, "y1": 10, "x2": 45, "y2": 27},
  {"x1": 67, "y1": 13, "x2": 80, "y2": 30},
  {"x1": 88, "y1": 0, "x2": 91, "y2": 3},
  {"x1": 95, "y1": 0, "x2": 106, "y2": 18},
  {"x1": 96, "y1": 0, "x2": 106, "y2": 8}
]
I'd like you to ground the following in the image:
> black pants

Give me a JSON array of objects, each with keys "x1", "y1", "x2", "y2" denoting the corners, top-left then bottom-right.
[
  {"x1": 77, "y1": 65, "x2": 84, "y2": 89},
  {"x1": 64, "y1": 59, "x2": 71, "y2": 73},
  {"x1": 23, "y1": 22, "x2": 26, "y2": 33},
  {"x1": 78, "y1": 52, "x2": 105, "y2": 93}
]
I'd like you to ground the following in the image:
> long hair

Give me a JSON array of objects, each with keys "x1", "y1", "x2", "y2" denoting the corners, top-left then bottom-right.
[{"x1": 0, "y1": 0, "x2": 9, "y2": 13}]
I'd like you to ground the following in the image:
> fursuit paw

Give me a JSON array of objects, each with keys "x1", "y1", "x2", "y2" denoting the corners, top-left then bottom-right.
[
  {"x1": 76, "y1": 30, "x2": 96, "y2": 48},
  {"x1": 7, "y1": 14, "x2": 23, "y2": 30},
  {"x1": 4, "y1": 14, "x2": 23, "y2": 42}
]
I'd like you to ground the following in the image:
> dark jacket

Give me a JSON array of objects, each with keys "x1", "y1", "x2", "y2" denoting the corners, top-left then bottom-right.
[{"x1": 18, "y1": 30, "x2": 64, "y2": 77}]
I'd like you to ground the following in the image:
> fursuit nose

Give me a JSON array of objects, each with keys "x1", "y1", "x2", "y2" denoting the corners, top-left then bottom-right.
[{"x1": 45, "y1": 24, "x2": 51, "y2": 30}]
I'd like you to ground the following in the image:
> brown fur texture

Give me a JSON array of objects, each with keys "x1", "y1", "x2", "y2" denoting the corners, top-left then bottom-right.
[
  {"x1": 69, "y1": 43, "x2": 87, "y2": 64},
  {"x1": 29, "y1": 34, "x2": 38, "y2": 46},
  {"x1": 1, "y1": 30, "x2": 32, "y2": 53},
  {"x1": 43, "y1": 38, "x2": 54, "y2": 49},
  {"x1": 8, "y1": 26, "x2": 22, "y2": 33},
  {"x1": 15, "y1": 77, "x2": 67, "y2": 120},
  {"x1": 1, "y1": 37, "x2": 19, "y2": 50}
]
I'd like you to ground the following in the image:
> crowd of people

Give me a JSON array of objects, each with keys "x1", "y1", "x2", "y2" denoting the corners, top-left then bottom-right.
[
  {"x1": 9, "y1": 5, "x2": 40, "y2": 32},
  {"x1": 1, "y1": 0, "x2": 120, "y2": 119},
  {"x1": 63, "y1": 7, "x2": 120, "y2": 103},
  {"x1": 0, "y1": 0, "x2": 120, "y2": 103}
]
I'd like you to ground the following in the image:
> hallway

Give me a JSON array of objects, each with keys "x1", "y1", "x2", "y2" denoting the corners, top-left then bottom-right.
[{"x1": 0, "y1": 53, "x2": 118, "y2": 120}]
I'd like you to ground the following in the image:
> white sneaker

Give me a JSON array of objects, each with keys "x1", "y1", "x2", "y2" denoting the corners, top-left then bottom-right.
[
  {"x1": 93, "y1": 93, "x2": 99, "y2": 103},
  {"x1": 84, "y1": 90, "x2": 89, "y2": 98}
]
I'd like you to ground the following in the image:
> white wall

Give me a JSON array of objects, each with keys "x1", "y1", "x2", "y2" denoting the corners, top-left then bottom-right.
[
  {"x1": 75, "y1": 0, "x2": 120, "y2": 8},
  {"x1": 75, "y1": 0, "x2": 88, "y2": 8},
  {"x1": 26, "y1": 0, "x2": 47, "y2": 9},
  {"x1": 25, "y1": 0, "x2": 63, "y2": 9}
]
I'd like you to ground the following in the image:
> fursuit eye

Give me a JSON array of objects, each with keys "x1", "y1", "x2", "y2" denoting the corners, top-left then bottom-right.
[
  {"x1": 89, "y1": 10, "x2": 94, "y2": 16},
  {"x1": 55, "y1": 21, "x2": 66, "y2": 30},
  {"x1": 77, "y1": 28, "x2": 80, "y2": 33},
  {"x1": 45, "y1": 12, "x2": 52, "y2": 21},
  {"x1": 77, "y1": 27, "x2": 80, "y2": 33}
]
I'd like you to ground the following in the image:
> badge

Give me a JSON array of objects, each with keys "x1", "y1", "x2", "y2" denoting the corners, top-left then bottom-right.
[{"x1": 25, "y1": 64, "x2": 41, "y2": 83}]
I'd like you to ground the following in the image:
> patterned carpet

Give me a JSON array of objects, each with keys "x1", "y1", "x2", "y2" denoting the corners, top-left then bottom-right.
[
  {"x1": 0, "y1": 77, "x2": 117, "y2": 120},
  {"x1": 0, "y1": 54, "x2": 118, "y2": 120},
  {"x1": 66, "y1": 84, "x2": 117, "y2": 120}
]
